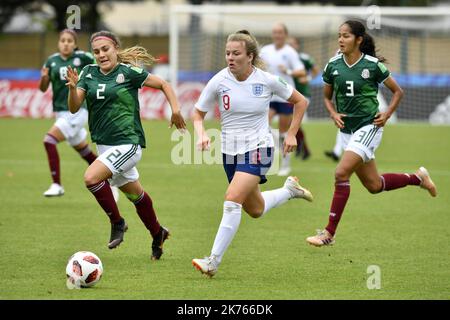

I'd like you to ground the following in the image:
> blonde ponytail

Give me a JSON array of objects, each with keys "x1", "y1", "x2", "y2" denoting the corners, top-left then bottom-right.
[
  {"x1": 90, "y1": 31, "x2": 157, "y2": 67},
  {"x1": 117, "y1": 46, "x2": 157, "y2": 68}
]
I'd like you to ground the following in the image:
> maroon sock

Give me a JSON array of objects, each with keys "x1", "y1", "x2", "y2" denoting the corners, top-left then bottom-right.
[
  {"x1": 87, "y1": 181, "x2": 122, "y2": 224},
  {"x1": 296, "y1": 128, "x2": 310, "y2": 154},
  {"x1": 132, "y1": 191, "x2": 161, "y2": 237},
  {"x1": 77, "y1": 145, "x2": 97, "y2": 165},
  {"x1": 295, "y1": 129, "x2": 303, "y2": 152},
  {"x1": 43, "y1": 134, "x2": 60, "y2": 185},
  {"x1": 381, "y1": 173, "x2": 421, "y2": 191},
  {"x1": 325, "y1": 180, "x2": 351, "y2": 236}
]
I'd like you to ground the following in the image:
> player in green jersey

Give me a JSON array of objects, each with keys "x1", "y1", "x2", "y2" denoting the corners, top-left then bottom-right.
[
  {"x1": 306, "y1": 20, "x2": 437, "y2": 247},
  {"x1": 66, "y1": 31, "x2": 186, "y2": 260},
  {"x1": 288, "y1": 37, "x2": 320, "y2": 160},
  {"x1": 39, "y1": 29, "x2": 97, "y2": 197}
]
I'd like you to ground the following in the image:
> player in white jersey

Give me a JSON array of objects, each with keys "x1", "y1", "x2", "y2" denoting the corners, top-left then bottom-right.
[
  {"x1": 191, "y1": 30, "x2": 313, "y2": 277},
  {"x1": 260, "y1": 23, "x2": 306, "y2": 176}
]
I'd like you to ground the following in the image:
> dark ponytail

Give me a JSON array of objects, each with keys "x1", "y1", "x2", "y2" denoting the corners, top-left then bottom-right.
[{"x1": 343, "y1": 20, "x2": 386, "y2": 62}]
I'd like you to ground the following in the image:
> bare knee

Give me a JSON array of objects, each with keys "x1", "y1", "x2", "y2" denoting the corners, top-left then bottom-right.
[
  {"x1": 43, "y1": 133, "x2": 58, "y2": 145},
  {"x1": 335, "y1": 167, "x2": 351, "y2": 182},
  {"x1": 225, "y1": 190, "x2": 243, "y2": 204},
  {"x1": 364, "y1": 180, "x2": 383, "y2": 194},
  {"x1": 84, "y1": 171, "x2": 101, "y2": 186},
  {"x1": 244, "y1": 208, "x2": 264, "y2": 219},
  {"x1": 73, "y1": 142, "x2": 88, "y2": 151}
]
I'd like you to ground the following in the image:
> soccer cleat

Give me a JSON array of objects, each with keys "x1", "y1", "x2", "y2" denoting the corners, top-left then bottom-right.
[
  {"x1": 111, "y1": 186, "x2": 120, "y2": 203},
  {"x1": 306, "y1": 229, "x2": 335, "y2": 247},
  {"x1": 277, "y1": 166, "x2": 291, "y2": 177},
  {"x1": 43, "y1": 183, "x2": 64, "y2": 197},
  {"x1": 151, "y1": 226, "x2": 170, "y2": 260},
  {"x1": 284, "y1": 176, "x2": 313, "y2": 202},
  {"x1": 108, "y1": 218, "x2": 128, "y2": 249},
  {"x1": 192, "y1": 255, "x2": 219, "y2": 278},
  {"x1": 324, "y1": 150, "x2": 339, "y2": 162},
  {"x1": 415, "y1": 166, "x2": 437, "y2": 197}
]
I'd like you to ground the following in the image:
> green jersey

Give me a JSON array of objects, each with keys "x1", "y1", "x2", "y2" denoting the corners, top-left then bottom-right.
[
  {"x1": 293, "y1": 52, "x2": 315, "y2": 98},
  {"x1": 77, "y1": 63, "x2": 149, "y2": 147},
  {"x1": 322, "y1": 53, "x2": 391, "y2": 134},
  {"x1": 44, "y1": 50, "x2": 94, "y2": 112}
]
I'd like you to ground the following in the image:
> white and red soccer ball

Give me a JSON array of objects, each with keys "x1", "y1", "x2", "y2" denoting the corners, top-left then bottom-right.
[{"x1": 66, "y1": 251, "x2": 103, "y2": 288}]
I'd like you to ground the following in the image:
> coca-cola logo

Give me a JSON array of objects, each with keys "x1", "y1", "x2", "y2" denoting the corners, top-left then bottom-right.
[
  {"x1": 0, "y1": 80, "x2": 213, "y2": 120},
  {"x1": 0, "y1": 80, "x2": 53, "y2": 118}
]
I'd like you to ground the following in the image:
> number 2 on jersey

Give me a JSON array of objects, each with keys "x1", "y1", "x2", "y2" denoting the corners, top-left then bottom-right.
[
  {"x1": 222, "y1": 94, "x2": 230, "y2": 110},
  {"x1": 97, "y1": 84, "x2": 106, "y2": 100}
]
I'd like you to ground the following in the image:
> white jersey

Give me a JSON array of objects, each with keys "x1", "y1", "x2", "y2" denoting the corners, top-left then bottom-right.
[
  {"x1": 260, "y1": 43, "x2": 304, "y2": 102},
  {"x1": 195, "y1": 67, "x2": 294, "y2": 155}
]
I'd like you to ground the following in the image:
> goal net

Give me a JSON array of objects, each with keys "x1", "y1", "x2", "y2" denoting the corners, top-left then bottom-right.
[{"x1": 169, "y1": 5, "x2": 450, "y2": 124}]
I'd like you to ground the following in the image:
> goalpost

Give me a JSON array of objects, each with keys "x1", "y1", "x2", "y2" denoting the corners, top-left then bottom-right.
[{"x1": 170, "y1": 5, "x2": 450, "y2": 123}]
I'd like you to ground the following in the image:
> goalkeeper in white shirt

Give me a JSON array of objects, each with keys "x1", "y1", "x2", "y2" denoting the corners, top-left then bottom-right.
[{"x1": 191, "y1": 30, "x2": 313, "y2": 278}]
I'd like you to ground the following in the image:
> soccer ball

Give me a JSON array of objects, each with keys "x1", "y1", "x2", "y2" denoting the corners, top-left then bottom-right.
[{"x1": 66, "y1": 251, "x2": 103, "y2": 288}]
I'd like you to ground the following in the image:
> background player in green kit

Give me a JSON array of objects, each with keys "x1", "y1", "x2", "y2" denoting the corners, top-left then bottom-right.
[
  {"x1": 288, "y1": 37, "x2": 319, "y2": 160},
  {"x1": 306, "y1": 20, "x2": 437, "y2": 247},
  {"x1": 66, "y1": 31, "x2": 186, "y2": 260},
  {"x1": 39, "y1": 29, "x2": 97, "y2": 197}
]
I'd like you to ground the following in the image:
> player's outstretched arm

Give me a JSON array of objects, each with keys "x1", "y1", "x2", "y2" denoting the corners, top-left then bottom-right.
[
  {"x1": 285, "y1": 90, "x2": 309, "y2": 155},
  {"x1": 66, "y1": 66, "x2": 85, "y2": 114},
  {"x1": 143, "y1": 74, "x2": 186, "y2": 131}
]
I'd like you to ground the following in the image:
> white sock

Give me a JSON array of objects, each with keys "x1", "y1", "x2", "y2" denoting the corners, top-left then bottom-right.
[
  {"x1": 261, "y1": 187, "x2": 292, "y2": 216},
  {"x1": 211, "y1": 201, "x2": 242, "y2": 264},
  {"x1": 333, "y1": 131, "x2": 344, "y2": 157}
]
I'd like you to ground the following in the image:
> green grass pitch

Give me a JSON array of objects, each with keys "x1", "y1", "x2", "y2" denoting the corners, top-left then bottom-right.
[{"x1": 0, "y1": 118, "x2": 449, "y2": 299}]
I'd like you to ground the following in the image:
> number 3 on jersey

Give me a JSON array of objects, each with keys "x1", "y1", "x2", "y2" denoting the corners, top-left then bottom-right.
[
  {"x1": 222, "y1": 94, "x2": 230, "y2": 110},
  {"x1": 345, "y1": 81, "x2": 354, "y2": 97},
  {"x1": 97, "y1": 84, "x2": 106, "y2": 100}
]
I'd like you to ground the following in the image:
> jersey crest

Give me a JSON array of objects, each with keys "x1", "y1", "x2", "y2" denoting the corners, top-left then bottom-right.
[
  {"x1": 361, "y1": 68, "x2": 370, "y2": 79},
  {"x1": 73, "y1": 57, "x2": 81, "y2": 67},
  {"x1": 116, "y1": 73, "x2": 125, "y2": 84},
  {"x1": 252, "y1": 84, "x2": 264, "y2": 96}
]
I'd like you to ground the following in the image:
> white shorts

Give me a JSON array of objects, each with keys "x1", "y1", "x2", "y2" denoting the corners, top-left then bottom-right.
[
  {"x1": 339, "y1": 124, "x2": 383, "y2": 163},
  {"x1": 54, "y1": 109, "x2": 88, "y2": 146},
  {"x1": 97, "y1": 144, "x2": 142, "y2": 187}
]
